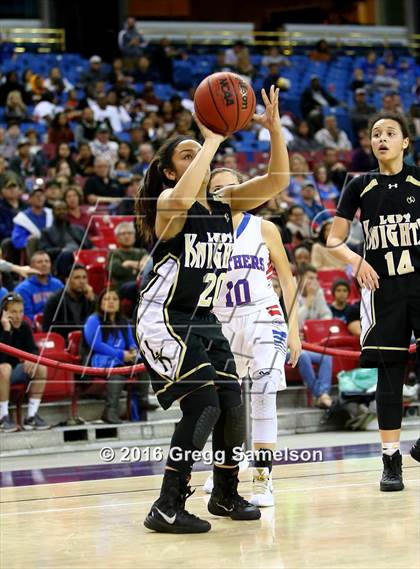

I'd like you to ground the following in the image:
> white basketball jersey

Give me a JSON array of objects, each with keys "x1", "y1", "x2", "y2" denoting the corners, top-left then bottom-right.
[{"x1": 213, "y1": 213, "x2": 284, "y2": 318}]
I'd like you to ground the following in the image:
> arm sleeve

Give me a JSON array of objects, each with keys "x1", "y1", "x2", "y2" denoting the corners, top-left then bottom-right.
[
  {"x1": 11, "y1": 224, "x2": 30, "y2": 249},
  {"x1": 83, "y1": 316, "x2": 125, "y2": 361},
  {"x1": 335, "y1": 176, "x2": 361, "y2": 221}
]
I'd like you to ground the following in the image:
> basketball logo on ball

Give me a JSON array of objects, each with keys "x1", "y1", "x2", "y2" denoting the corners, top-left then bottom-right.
[{"x1": 194, "y1": 72, "x2": 256, "y2": 135}]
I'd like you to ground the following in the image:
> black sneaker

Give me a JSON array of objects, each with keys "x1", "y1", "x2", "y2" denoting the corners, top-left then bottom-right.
[
  {"x1": 23, "y1": 414, "x2": 50, "y2": 431},
  {"x1": 380, "y1": 451, "x2": 404, "y2": 492},
  {"x1": 410, "y1": 438, "x2": 420, "y2": 463},
  {"x1": 208, "y1": 467, "x2": 261, "y2": 520},
  {"x1": 0, "y1": 414, "x2": 18, "y2": 433},
  {"x1": 144, "y1": 470, "x2": 210, "y2": 534}
]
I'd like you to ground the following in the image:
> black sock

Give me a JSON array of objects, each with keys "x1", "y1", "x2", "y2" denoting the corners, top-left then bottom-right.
[{"x1": 254, "y1": 448, "x2": 273, "y2": 473}]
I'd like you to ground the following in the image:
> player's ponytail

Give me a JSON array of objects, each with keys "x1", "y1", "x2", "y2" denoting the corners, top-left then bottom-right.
[{"x1": 136, "y1": 135, "x2": 193, "y2": 245}]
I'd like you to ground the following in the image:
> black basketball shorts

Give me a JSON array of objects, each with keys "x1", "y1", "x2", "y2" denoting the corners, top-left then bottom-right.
[
  {"x1": 360, "y1": 271, "x2": 420, "y2": 366},
  {"x1": 136, "y1": 306, "x2": 240, "y2": 409}
]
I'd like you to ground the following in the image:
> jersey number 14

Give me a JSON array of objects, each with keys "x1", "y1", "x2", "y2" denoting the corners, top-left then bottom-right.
[{"x1": 384, "y1": 249, "x2": 414, "y2": 276}]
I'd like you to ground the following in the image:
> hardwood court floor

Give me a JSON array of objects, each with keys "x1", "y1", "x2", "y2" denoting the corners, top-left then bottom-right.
[{"x1": 1, "y1": 456, "x2": 419, "y2": 569}]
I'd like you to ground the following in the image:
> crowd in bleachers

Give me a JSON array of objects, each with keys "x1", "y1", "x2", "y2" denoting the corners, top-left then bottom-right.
[{"x1": 0, "y1": 19, "x2": 419, "y2": 431}]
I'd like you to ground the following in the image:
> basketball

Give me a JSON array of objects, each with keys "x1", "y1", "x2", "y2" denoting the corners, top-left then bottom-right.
[{"x1": 194, "y1": 72, "x2": 256, "y2": 135}]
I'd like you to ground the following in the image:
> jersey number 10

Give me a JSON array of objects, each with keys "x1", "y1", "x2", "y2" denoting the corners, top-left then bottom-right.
[{"x1": 384, "y1": 249, "x2": 414, "y2": 276}]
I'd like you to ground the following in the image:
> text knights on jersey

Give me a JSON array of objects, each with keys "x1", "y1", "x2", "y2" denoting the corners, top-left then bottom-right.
[
  {"x1": 363, "y1": 214, "x2": 420, "y2": 250},
  {"x1": 184, "y1": 233, "x2": 234, "y2": 269}
]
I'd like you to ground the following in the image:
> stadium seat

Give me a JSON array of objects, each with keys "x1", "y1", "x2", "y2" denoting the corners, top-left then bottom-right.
[
  {"x1": 34, "y1": 332, "x2": 66, "y2": 352},
  {"x1": 86, "y1": 264, "x2": 110, "y2": 294},
  {"x1": 33, "y1": 313, "x2": 43, "y2": 333},
  {"x1": 40, "y1": 350, "x2": 75, "y2": 402},
  {"x1": 74, "y1": 249, "x2": 108, "y2": 266}
]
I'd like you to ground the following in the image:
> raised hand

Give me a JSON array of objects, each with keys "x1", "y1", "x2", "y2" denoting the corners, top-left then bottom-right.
[{"x1": 252, "y1": 85, "x2": 280, "y2": 133}]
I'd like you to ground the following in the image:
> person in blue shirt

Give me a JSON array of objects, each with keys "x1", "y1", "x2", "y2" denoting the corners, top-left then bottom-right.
[
  {"x1": 14, "y1": 251, "x2": 63, "y2": 321},
  {"x1": 11, "y1": 184, "x2": 53, "y2": 251},
  {"x1": 296, "y1": 182, "x2": 330, "y2": 224},
  {"x1": 83, "y1": 287, "x2": 138, "y2": 424}
]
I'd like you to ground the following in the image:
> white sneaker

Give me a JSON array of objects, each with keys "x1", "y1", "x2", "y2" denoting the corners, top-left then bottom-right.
[
  {"x1": 203, "y1": 457, "x2": 249, "y2": 494},
  {"x1": 249, "y1": 468, "x2": 274, "y2": 507}
]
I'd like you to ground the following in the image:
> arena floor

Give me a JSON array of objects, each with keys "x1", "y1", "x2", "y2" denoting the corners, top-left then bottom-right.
[{"x1": 1, "y1": 429, "x2": 419, "y2": 569}]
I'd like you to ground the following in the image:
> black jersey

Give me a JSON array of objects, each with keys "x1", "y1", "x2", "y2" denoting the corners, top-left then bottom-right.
[
  {"x1": 336, "y1": 163, "x2": 420, "y2": 278},
  {"x1": 141, "y1": 194, "x2": 233, "y2": 314}
]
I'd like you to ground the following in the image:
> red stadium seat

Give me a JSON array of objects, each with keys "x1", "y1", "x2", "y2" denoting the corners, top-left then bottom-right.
[
  {"x1": 67, "y1": 330, "x2": 82, "y2": 360},
  {"x1": 74, "y1": 249, "x2": 108, "y2": 266},
  {"x1": 33, "y1": 313, "x2": 43, "y2": 332},
  {"x1": 86, "y1": 264, "x2": 110, "y2": 294},
  {"x1": 34, "y1": 332, "x2": 66, "y2": 352},
  {"x1": 41, "y1": 350, "x2": 75, "y2": 401}
]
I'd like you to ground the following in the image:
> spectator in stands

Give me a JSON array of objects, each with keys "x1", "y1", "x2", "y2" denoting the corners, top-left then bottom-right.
[
  {"x1": 39, "y1": 201, "x2": 92, "y2": 276},
  {"x1": 235, "y1": 51, "x2": 256, "y2": 82},
  {"x1": 83, "y1": 157, "x2": 124, "y2": 205},
  {"x1": 120, "y1": 16, "x2": 145, "y2": 59},
  {"x1": 138, "y1": 82, "x2": 161, "y2": 112},
  {"x1": 158, "y1": 101, "x2": 176, "y2": 134},
  {"x1": 383, "y1": 50, "x2": 397, "y2": 76},
  {"x1": 117, "y1": 141, "x2": 136, "y2": 167},
  {"x1": 225, "y1": 41, "x2": 249, "y2": 67},
  {"x1": 43, "y1": 264, "x2": 95, "y2": 338},
  {"x1": 286, "y1": 205, "x2": 311, "y2": 241},
  {"x1": 43, "y1": 67, "x2": 74, "y2": 95},
  {"x1": 297, "y1": 265, "x2": 333, "y2": 409},
  {"x1": 74, "y1": 107, "x2": 98, "y2": 145},
  {"x1": 322, "y1": 147, "x2": 348, "y2": 190},
  {"x1": 262, "y1": 46, "x2": 289, "y2": 68},
  {"x1": 350, "y1": 88, "x2": 376, "y2": 136},
  {"x1": 14, "y1": 251, "x2": 63, "y2": 321},
  {"x1": 0, "y1": 178, "x2": 24, "y2": 242},
  {"x1": 133, "y1": 55, "x2": 159, "y2": 83},
  {"x1": 48, "y1": 142, "x2": 77, "y2": 177},
  {"x1": 43, "y1": 179, "x2": 63, "y2": 209},
  {"x1": 9, "y1": 138, "x2": 43, "y2": 179},
  {"x1": 1, "y1": 123, "x2": 21, "y2": 161},
  {"x1": 300, "y1": 75, "x2": 338, "y2": 132},
  {"x1": 107, "y1": 221, "x2": 149, "y2": 303},
  {"x1": 287, "y1": 153, "x2": 315, "y2": 203},
  {"x1": 64, "y1": 186, "x2": 94, "y2": 235},
  {"x1": 289, "y1": 120, "x2": 321, "y2": 152},
  {"x1": 109, "y1": 57, "x2": 134, "y2": 88},
  {"x1": 4, "y1": 91, "x2": 29, "y2": 123},
  {"x1": 55, "y1": 161, "x2": 74, "y2": 189},
  {"x1": 29, "y1": 74, "x2": 48, "y2": 103},
  {"x1": 82, "y1": 287, "x2": 138, "y2": 424},
  {"x1": 0, "y1": 72, "x2": 27, "y2": 106},
  {"x1": 11, "y1": 184, "x2": 53, "y2": 252},
  {"x1": 361, "y1": 50, "x2": 378, "y2": 80},
  {"x1": 293, "y1": 245, "x2": 311, "y2": 272},
  {"x1": 311, "y1": 220, "x2": 349, "y2": 271},
  {"x1": 25, "y1": 127, "x2": 42, "y2": 157},
  {"x1": 372, "y1": 64, "x2": 399, "y2": 92},
  {"x1": 212, "y1": 50, "x2": 233, "y2": 73},
  {"x1": 80, "y1": 55, "x2": 109, "y2": 87},
  {"x1": 116, "y1": 174, "x2": 142, "y2": 216},
  {"x1": 132, "y1": 143, "x2": 154, "y2": 176},
  {"x1": 296, "y1": 182, "x2": 324, "y2": 222},
  {"x1": 313, "y1": 163, "x2": 339, "y2": 203},
  {"x1": 0, "y1": 292, "x2": 49, "y2": 432},
  {"x1": 90, "y1": 92, "x2": 128, "y2": 134},
  {"x1": 350, "y1": 129, "x2": 377, "y2": 172},
  {"x1": 74, "y1": 142, "x2": 95, "y2": 176},
  {"x1": 309, "y1": 39, "x2": 332, "y2": 62},
  {"x1": 329, "y1": 279, "x2": 361, "y2": 337},
  {"x1": 315, "y1": 115, "x2": 352, "y2": 151},
  {"x1": 89, "y1": 124, "x2": 119, "y2": 165},
  {"x1": 350, "y1": 68, "x2": 366, "y2": 92},
  {"x1": 32, "y1": 92, "x2": 58, "y2": 125},
  {"x1": 47, "y1": 112, "x2": 74, "y2": 145}
]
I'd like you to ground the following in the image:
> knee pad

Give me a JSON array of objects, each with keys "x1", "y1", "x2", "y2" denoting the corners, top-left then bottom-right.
[
  {"x1": 223, "y1": 403, "x2": 246, "y2": 448},
  {"x1": 250, "y1": 370, "x2": 281, "y2": 420},
  {"x1": 192, "y1": 405, "x2": 221, "y2": 450}
]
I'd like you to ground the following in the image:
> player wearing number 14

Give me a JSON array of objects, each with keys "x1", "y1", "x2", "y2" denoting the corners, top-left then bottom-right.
[{"x1": 328, "y1": 111, "x2": 420, "y2": 494}]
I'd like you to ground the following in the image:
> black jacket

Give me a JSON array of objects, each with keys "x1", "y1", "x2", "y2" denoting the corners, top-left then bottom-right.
[
  {"x1": 39, "y1": 221, "x2": 92, "y2": 259},
  {"x1": 42, "y1": 289, "x2": 95, "y2": 339},
  {"x1": 0, "y1": 321, "x2": 38, "y2": 367}
]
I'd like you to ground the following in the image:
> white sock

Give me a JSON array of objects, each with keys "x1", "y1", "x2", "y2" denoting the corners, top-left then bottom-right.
[
  {"x1": 27, "y1": 398, "x2": 41, "y2": 418},
  {"x1": 382, "y1": 442, "x2": 400, "y2": 456},
  {"x1": 0, "y1": 400, "x2": 9, "y2": 418}
]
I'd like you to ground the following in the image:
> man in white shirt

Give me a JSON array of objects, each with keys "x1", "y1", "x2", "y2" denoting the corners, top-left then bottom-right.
[
  {"x1": 315, "y1": 115, "x2": 352, "y2": 151},
  {"x1": 89, "y1": 124, "x2": 119, "y2": 166}
]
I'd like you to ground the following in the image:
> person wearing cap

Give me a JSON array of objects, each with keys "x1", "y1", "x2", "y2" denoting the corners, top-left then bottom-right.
[
  {"x1": 350, "y1": 88, "x2": 376, "y2": 136},
  {"x1": 9, "y1": 137, "x2": 43, "y2": 179},
  {"x1": 329, "y1": 278, "x2": 361, "y2": 337},
  {"x1": 0, "y1": 292, "x2": 49, "y2": 432},
  {"x1": 11, "y1": 184, "x2": 53, "y2": 251},
  {"x1": 0, "y1": 178, "x2": 24, "y2": 242},
  {"x1": 89, "y1": 123, "x2": 119, "y2": 165},
  {"x1": 80, "y1": 55, "x2": 109, "y2": 88}
]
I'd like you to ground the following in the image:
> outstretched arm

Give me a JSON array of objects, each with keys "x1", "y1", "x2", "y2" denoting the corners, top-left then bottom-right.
[{"x1": 216, "y1": 86, "x2": 290, "y2": 212}]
